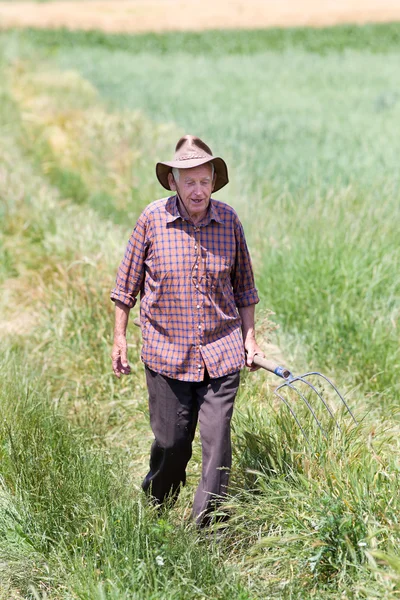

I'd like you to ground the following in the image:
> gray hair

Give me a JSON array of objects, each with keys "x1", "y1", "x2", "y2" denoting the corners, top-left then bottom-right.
[{"x1": 172, "y1": 162, "x2": 214, "y2": 183}]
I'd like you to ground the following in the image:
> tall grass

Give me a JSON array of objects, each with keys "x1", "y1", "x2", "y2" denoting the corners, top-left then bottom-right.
[
  {"x1": 1, "y1": 25, "x2": 400, "y2": 599},
  {"x1": 229, "y1": 375, "x2": 400, "y2": 597},
  {"x1": 0, "y1": 360, "x2": 254, "y2": 600}
]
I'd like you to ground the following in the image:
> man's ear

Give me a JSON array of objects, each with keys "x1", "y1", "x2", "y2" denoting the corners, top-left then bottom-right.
[{"x1": 168, "y1": 172, "x2": 177, "y2": 191}]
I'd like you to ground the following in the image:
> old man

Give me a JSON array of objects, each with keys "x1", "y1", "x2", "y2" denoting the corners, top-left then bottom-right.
[{"x1": 111, "y1": 135, "x2": 263, "y2": 526}]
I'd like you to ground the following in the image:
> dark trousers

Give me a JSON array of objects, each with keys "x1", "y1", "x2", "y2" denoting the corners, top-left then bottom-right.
[{"x1": 142, "y1": 367, "x2": 240, "y2": 525}]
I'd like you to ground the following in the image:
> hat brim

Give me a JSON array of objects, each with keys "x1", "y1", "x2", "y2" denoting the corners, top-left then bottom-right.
[{"x1": 156, "y1": 156, "x2": 228, "y2": 193}]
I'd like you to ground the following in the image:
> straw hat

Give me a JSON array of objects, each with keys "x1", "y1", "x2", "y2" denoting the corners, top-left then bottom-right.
[{"x1": 156, "y1": 135, "x2": 229, "y2": 192}]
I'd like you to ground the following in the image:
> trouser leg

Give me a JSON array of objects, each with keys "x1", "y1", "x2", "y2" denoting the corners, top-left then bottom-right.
[
  {"x1": 192, "y1": 370, "x2": 240, "y2": 526},
  {"x1": 142, "y1": 367, "x2": 197, "y2": 505}
]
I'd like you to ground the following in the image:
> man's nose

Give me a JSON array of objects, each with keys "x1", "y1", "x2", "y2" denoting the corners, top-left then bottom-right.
[{"x1": 194, "y1": 184, "x2": 202, "y2": 196}]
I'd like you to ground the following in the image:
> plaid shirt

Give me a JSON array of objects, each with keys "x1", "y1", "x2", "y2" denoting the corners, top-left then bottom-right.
[{"x1": 111, "y1": 196, "x2": 259, "y2": 381}]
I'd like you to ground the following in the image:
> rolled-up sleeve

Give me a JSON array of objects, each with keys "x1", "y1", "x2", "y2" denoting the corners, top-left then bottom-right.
[
  {"x1": 231, "y1": 219, "x2": 260, "y2": 308},
  {"x1": 110, "y1": 213, "x2": 148, "y2": 308}
]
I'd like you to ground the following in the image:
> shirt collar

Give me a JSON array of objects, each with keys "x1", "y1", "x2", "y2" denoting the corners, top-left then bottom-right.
[{"x1": 165, "y1": 196, "x2": 224, "y2": 225}]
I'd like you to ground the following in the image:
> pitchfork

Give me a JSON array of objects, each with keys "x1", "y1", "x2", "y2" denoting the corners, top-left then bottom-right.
[{"x1": 252, "y1": 355, "x2": 357, "y2": 445}]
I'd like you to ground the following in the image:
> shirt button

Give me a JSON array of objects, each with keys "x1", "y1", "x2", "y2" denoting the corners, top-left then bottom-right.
[
  {"x1": 198, "y1": 364, "x2": 202, "y2": 368},
  {"x1": 196, "y1": 304, "x2": 200, "y2": 309},
  {"x1": 195, "y1": 284, "x2": 199, "y2": 289},
  {"x1": 195, "y1": 264, "x2": 198, "y2": 269},
  {"x1": 199, "y1": 344, "x2": 203, "y2": 348},
  {"x1": 194, "y1": 244, "x2": 198, "y2": 249},
  {"x1": 198, "y1": 325, "x2": 201, "y2": 329}
]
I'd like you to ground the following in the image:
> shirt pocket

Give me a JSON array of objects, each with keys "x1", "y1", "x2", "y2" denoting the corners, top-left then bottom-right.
[{"x1": 206, "y1": 252, "x2": 232, "y2": 291}]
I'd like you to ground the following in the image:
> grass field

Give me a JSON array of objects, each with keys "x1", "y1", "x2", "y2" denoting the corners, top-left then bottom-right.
[{"x1": 1, "y1": 23, "x2": 400, "y2": 599}]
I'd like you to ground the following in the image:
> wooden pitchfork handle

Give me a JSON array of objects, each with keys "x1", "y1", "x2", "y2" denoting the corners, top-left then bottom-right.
[{"x1": 132, "y1": 317, "x2": 293, "y2": 381}]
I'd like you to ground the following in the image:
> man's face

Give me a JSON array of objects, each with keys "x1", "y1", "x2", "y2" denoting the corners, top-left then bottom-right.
[{"x1": 168, "y1": 164, "x2": 215, "y2": 223}]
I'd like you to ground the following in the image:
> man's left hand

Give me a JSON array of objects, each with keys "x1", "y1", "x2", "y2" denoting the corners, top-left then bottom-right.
[{"x1": 245, "y1": 338, "x2": 265, "y2": 372}]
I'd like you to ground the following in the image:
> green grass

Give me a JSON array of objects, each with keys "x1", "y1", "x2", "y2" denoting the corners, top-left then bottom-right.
[
  {"x1": 3, "y1": 25, "x2": 400, "y2": 397},
  {"x1": 10, "y1": 22, "x2": 400, "y2": 55},
  {"x1": 0, "y1": 361, "x2": 253, "y2": 600},
  {"x1": 1, "y1": 22, "x2": 400, "y2": 599}
]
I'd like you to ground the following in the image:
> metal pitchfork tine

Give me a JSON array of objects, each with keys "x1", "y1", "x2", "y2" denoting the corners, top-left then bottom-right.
[{"x1": 252, "y1": 356, "x2": 357, "y2": 445}]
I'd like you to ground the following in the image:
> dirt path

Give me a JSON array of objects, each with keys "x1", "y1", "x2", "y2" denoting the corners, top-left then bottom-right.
[{"x1": 0, "y1": 0, "x2": 400, "y2": 34}]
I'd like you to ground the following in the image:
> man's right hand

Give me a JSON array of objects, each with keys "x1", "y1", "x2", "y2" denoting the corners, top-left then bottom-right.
[{"x1": 111, "y1": 335, "x2": 131, "y2": 378}]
